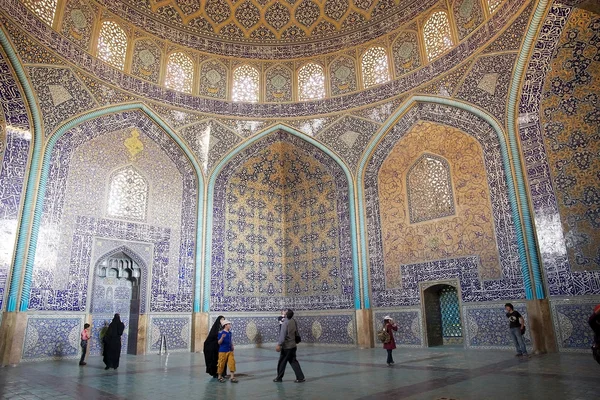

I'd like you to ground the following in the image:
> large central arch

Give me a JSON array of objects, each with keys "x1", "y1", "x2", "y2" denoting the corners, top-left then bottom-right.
[{"x1": 204, "y1": 124, "x2": 360, "y2": 311}]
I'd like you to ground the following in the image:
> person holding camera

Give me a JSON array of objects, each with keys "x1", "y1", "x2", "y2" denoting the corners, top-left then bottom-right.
[
  {"x1": 383, "y1": 316, "x2": 398, "y2": 366},
  {"x1": 273, "y1": 309, "x2": 305, "y2": 383}
]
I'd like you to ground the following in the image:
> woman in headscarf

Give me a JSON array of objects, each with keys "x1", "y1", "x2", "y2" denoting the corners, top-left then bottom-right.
[
  {"x1": 204, "y1": 315, "x2": 225, "y2": 378},
  {"x1": 103, "y1": 313, "x2": 125, "y2": 370}
]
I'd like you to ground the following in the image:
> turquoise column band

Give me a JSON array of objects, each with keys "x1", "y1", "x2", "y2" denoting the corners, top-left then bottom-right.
[
  {"x1": 506, "y1": 0, "x2": 550, "y2": 300},
  {"x1": 204, "y1": 124, "x2": 361, "y2": 312},
  {"x1": 0, "y1": 27, "x2": 43, "y2": 312},
  {"x1": 356, "y1": 96, "x2": 536, "y2": 307},
  {"x1": 16, "y1": 103, "x2": 205, "y2": 312}
]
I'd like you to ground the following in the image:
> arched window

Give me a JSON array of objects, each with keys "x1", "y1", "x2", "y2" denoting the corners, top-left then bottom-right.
[
  {"x1": 97, "y1": 21, "x2": 128, "y2": 70},
  {"x1": 107, "y1": 166, "x2": 148, "y2": 221},
  {"x1": 407, "y1": 154, "x2": 455, "y2": 224},
  {"x1": 361, "y1": 47, "x2": 390, "y2": 88},
  {"x1": 232, "y1": 65, "x2": 260, "y2": 102},
  {"x1": 423, "y1": 11, "x2": 454, "y2": 61},
  {"x1": 165, "y1": 52, "x2": 194, "y2": 93},
  {"x1": 23, "y1": 0, "x2": 57, "y2": 26},
  {"x1": 298, "y1": 63, "x2": 325, "y2": 101},
  {"x1": 487, "y1": 0, "x2": 502, "y2": 14}
]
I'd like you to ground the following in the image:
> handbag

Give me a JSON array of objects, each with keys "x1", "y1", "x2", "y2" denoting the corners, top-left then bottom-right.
[
  {"x1": 377, "y1": 328, "x2": 391, "y2": 344},
  {"x1": 294, "y1": 319, "x2": 302, "y2": 344},
  {"x1": 521, "y1": 326, "x2": 526, "y2": 335}
]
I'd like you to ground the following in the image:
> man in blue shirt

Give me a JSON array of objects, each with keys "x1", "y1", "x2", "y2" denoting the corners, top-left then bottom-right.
[{"x1": 217, "y1": 320, "x2": 238, "y2": 383}]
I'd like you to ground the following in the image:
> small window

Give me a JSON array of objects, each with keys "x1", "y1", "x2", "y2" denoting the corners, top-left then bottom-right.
[
  {"x1": 423, "y1": 11, "x2": 454, "y2": 61},
  {"x1": 361, "y1": 47, "x2": 391, "y2": 88},
  {"x1": 407, "y1": 154, "x2": 455, "y2": 223},
  {"x1": 232, "y1": 65, "x2": 260, "y2": 102},
  {"x1": 165, "y1": 52, "x2": 194, "y2": 93},
  {"x1": 97, "y1": 21, "x2": 128, "y2": 70},
  {"x1": 107, "y1": 165, "x2": 148, "y2": 221},
  {"x1": 487, "y1": 0, "x2": 503, "y2": 14},
  {"x1": 298, "y1": 63, "x2": 326, "y2": 101},
  {"x1": 23, "y1": 0, "x2": 57, "y2": 26}
]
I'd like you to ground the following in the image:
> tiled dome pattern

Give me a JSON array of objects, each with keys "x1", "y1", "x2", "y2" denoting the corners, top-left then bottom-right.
[{"x1": 126, "y1": 0, "x2": 407, "y2": 41}]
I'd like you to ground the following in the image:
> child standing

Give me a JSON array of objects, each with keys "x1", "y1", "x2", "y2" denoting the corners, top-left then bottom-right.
[
  {"x1": 79, "y1": 323, "x2": 90, "y2": 366},
  {"x1": 217, "y1": 320, "x2": 238, "y2": 383}
]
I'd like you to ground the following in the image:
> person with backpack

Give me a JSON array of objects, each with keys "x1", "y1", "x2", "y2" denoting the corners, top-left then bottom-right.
[{"x1": 382, "y1": 316, "x2": 398, "y2": 366}]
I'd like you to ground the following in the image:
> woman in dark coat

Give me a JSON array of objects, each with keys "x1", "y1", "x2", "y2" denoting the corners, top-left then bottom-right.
[
  {"x1": 383, "y1": 316, "x2": 398, "y2": 367},
  {"x1": 103, "y1": 313, "x2": 125, "y2": 370},
  {"x1": 204, "y1": 315, "x2": 225, "y2": 378}
]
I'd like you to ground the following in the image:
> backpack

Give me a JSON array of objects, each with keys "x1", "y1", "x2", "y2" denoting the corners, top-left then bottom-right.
[{"x1": 377, "y1": 327, "x2": 391, "y2": 344}]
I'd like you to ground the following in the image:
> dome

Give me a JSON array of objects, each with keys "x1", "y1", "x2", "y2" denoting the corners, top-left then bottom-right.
[{"x1": 99, "y1": 0, "x2": 438, "y2": 58}]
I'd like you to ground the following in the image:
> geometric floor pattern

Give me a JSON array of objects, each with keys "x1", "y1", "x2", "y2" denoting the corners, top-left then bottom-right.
[{"x1": 1, "y1": 347, "x2": 599, "y2": 399}]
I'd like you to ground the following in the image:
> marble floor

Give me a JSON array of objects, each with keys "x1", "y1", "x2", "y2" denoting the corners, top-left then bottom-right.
[{"x1": 1, "y1": 346, "x2": 598, "y2": 399}]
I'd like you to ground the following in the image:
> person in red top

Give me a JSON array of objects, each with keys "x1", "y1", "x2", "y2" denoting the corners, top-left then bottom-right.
[
  {"x1": 383, "y1": 316, "x2": 398, "y2": 366},
  {"x1": 79, "y1": 323, "x2": 90, "y2": 366}
]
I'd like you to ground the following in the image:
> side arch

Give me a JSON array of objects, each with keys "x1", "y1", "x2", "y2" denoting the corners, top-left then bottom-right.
[
  {"x1": 357, "y1": 95, "x2": 539, "y2": 309},
  {"x1": 204, "y1": 124, "x2": 360, "y2": 311},
  {"x1": 15, "y1": 102, "x2": 206, "y2": 313}
]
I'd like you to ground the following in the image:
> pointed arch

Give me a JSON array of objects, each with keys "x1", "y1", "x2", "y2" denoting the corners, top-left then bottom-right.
[
  {"x1": 204, "y1": 124, "x2": 360, "y2": 311},
  {"x1": 357, "y1": 95, "x2": 540, "y2": 308},
  {"x1": 90, "y1": 245, "x2": 149, "y2": 314},
  {"x1": 11, "y1": 101, "x2": 205, "y2": 313}
]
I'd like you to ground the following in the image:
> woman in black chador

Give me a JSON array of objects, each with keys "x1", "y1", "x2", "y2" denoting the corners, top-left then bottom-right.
[
  {"x1": 204, "y1": 315, "x2": 225, "y2": 378},
  {"x1": 103, "y1": 313, "x2": 125, "y2": 370}
]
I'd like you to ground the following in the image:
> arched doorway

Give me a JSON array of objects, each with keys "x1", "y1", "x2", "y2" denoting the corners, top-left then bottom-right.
[
  {"x1": 421, "y1": 282, "x2": 463, "y2": 347},
  {"x1": 92, "y1": 250, "x2": 142, "y2": 355}
]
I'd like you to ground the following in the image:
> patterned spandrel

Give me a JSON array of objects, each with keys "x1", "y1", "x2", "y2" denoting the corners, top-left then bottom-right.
[
  {"x1": 107, "y1": 166, "x2": 148, "y2": 222},
  {"x1": 265, "y1": 65, "x2": 292, "y2": 102},
  {"x1": 131, "y1": 39, "x2": 162, "y2": 83},
  {"x1": 439, "y1": 286, "x2": 462, "y2": 337},
  {"x1": 232, "y1": 65, "x2": 260, "y2": 102},
  {"x1": 407, "y1": 153, "x2": 455, "y2": 224},
  {"x1": 22, "y1": 0, "x2": 57, "y2": 26},
  {"x1": 97, "y1": 21, "x2": 127, "y2": 70},
  {"x1": 60, "y1": 0, "x2": 95, "y2": 49},
  {"x1": 487, "y1": 0, "x2": 503, "y2": 14},
  {"x1": 361, "y1": 47, "x2": 390, "y2": 88},
  {"x1": 163, "y1": 52, "x2": 193, "y2": 93},
  {"x1": 423, "y1": 11, "x2": 454, "y2": 61},
  {"x1": 298, "y1": 63, "x2": 325, "y2": 101}
]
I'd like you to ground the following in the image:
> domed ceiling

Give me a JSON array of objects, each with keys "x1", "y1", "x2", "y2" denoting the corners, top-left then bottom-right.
[{"x1": 98, "y1": 0, "x2": 438, "y2": 58}]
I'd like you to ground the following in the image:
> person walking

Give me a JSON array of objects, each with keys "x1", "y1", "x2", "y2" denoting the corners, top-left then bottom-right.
[
  {"x1": 589, "y1": 304, "x2": 600, "y2": 364},
  {"x1": 505, "y1": 303, "x2": 529, "y2": 358},
  {"x1": 79, "y1": 323, "x2": 90, "y2": 366},
  {"x1": 383, "y1": 316, "x2": 398, "y2": 366},
  {"x1": 103, "y1": 313, "x2": 125, "y2": 370},
  {"x1": 273, "y1": 309, "x2": 305, "y2": 383},
  {"x1": 216, "y1": 320, "x2": 238, "y2": 383},
  {"x1": 204, "y1": 315, "x2": 225, "y2": 378}
]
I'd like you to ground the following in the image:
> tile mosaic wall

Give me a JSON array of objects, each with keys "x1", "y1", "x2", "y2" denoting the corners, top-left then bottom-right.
[
  {"x1": 22, "y1": 315, "x2": 84, "y2": 361},
  {"x1": 518, "y1": 3, "x2": 600, "y2": 297},
  {"x1": 148, "y1": 314, "x2": 191, "y2": 352},
  {"x1": 377, "y1": 121, "x2": 501, "y2": 283},
  {"x1": 365, "y1": 103, "x2": 525, "y2": 308},
  {"x1": 29, "y1": 111, "x2": 197, "y2": 313},
  {"x1": 373, "y1": 309, "x2": 423, "y2": 347},
  {"x1": 211, "y1": 131, "x2": 354, "y2": 312},
  {"x1": 550, "y1": 297, "x2": 600, "y2": 352},
  {"x1": 463, "y1": 302, "x2": 532, "y2": 350},
  {"x1": 209, "y1": 312, "x2": 356, "y2": 346},
  {"x1": 0, "y1": 49, "x2": 30, "y2": 311}
]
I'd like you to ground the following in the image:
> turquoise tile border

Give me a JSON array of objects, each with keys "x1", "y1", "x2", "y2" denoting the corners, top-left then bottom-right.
[
  {"x1": 0, "y1": 26, "x2": 42, "y2": 312},
  {"x1": 506, "y1": 0, "x2": 550, "y2": 299},
  {"x1": 204, "y1": 125, "x2": 361, "y2": 311}
]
